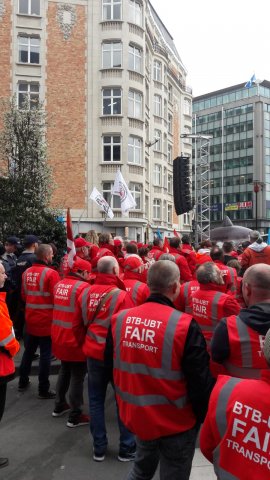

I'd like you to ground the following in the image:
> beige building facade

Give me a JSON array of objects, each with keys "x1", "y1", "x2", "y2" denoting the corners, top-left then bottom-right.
[{"x1": 0, "y1": 0, "x2": 193, "y2": 241}]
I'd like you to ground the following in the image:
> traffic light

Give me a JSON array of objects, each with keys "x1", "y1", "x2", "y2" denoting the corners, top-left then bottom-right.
[{"x1": 173, "y1": 155, "x2": 193, "y2": 215}]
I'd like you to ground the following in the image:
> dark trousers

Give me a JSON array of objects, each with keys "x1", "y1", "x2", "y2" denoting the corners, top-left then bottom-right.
[
  {"x1": 128, "y1": 425, "x2": 198, "y2": 480},
  {"x1": 19, "y1": 334, "x2": 52, "y2": 394},
  {"x1": 55, "y1": 361, "x2": 87, "y2": 421},
  {"x1": 0, "y1": 383, "x2": 7, "y2": 422}
]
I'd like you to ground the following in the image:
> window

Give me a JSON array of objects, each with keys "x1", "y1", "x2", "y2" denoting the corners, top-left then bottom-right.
[
  {"x1": 153, "y1": 164, "x2": 161, "y2": 185},
  {"x1": 184, "y1": 98, "x2": 192, "y2": 116},
  {"x1": 102, "y1": 0, "x2": 121, "y2": 20},
  {"x1": 18, "y1": 35, "x2": 40, "y2": 64},
  {"x1": 129, "y1": 182, "x2": 142, "y2": 209},
  {"x1": 183, "y1": 212, "x2": 191, "y2": 225},
  {"x1": 18, "y1": 82, "x2": 39, "y2": 109},
  {"x1": 103, "y1": 135, "x2": 121, "y2": 162},
  {"x1": 168, "y1": 143, "x2": 172, "y2": 164},
  {"x1": 167, "y1": 204, "x2": 173, "y2": 223},
  {"x1": 154, "y1": 94, "x2": 162, "y2": 116},
  {"x1": 128, "y1": 136, "x2": 142, "y2": 164},
  {"x1": 102, "y1": 41, "x2": 122, "y2": 68},
  {"x1": 153, "y1": 60, "x2": 162, "y2": 81},
  {"x1": 168, "y1": 83, "x2": 172, "y2": 102},
  {"x1": 103, "y1": 182, "x2": 121, "y2": 208},
  {"x1": 168, "y1": 174, "x2": 173, "y2": 194},
  {"x1": 164, "y1": 167, "x2": 167, "y2": 188},
  {"x1": 128, "y1": 90, "x2": 142, "y2": 118},
  {"x1": 168, "y1": 113, "x2": 172, "y2": 133},
  {"x1": 102, "y1": 88, "x2": 121, "y2": 115},
  {"x1": 19, "y1": 0, "x2": 40, "y2": 15},
  {"x1": 153, "y1": 199, "x2": 161, "y2": 219},
  {"x1": 128, "y1": 44, "x2": 142, "y2": 73},
  {"x1": 154, "y1": 129, "x2": 161, "y2": 151},
  {"x1": 129, "y1": 0, "x2": 142, "y2": 26}
]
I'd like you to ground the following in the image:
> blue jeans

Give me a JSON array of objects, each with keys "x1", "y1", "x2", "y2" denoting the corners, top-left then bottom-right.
[
  {"x1": 87, "y1": 358, "x2": 135, "y2": 455},
  {"x1": 128, "y1": 425, "x2": 198, "y2": 480},
  {"x1": 19, "y1": 334, "x2": 52, "y2": 394}
]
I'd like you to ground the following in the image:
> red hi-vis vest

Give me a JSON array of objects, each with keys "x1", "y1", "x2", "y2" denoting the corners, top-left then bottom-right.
[
  {"x1": 224, "y1": 315, "x2": 268, "y2": 378},
  {"x1": 122, "y1": 279, "x2": 150, "y2": 306},
  {"x1": 22, "y1": 264, "x2": 60, "y2": 336},
  {"x1": 0, "y1": 292, "x2": 20, "y2": 377},
  {"x1": 112, "y1": 303, "x2": 196, "y2": 440},
  {"x1": 175, "y1": 280, "x2": 200, "y2": 313},
  {"x1": 52, "y1": 277, "x2": 89, "y2": 362},
  {"x1": 200, "y1": 373, "x2": 270, "y2": 480}
]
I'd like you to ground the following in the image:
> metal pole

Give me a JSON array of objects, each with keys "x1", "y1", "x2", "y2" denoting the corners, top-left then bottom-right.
[
  {"x1": 221, "y1": 106, "x2": 224, "y2": 220},
  {"x1": 194, "y1": 115, "x2": 198, "y2": 246}
]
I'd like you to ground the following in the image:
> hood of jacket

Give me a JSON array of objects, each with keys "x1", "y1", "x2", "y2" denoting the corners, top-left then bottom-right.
[
  {"x1": 248, "y1": 242, "x2": 268, "y2": 252},
  {"x1": 93, "y1": 272, "x2": 126, "y2": 291},
  {"x1": 239, "y1": 303, "x2": 270, "y2": 335}
]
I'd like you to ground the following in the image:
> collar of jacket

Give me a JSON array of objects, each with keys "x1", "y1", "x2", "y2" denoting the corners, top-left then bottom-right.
[
  {"x1": 169, "y1": 246, "x2": 181, "y2": 255},
  {"x1": 94, "y1": 272, "x2": 126, "y2": 290},
  {"x1": 0, "y1": 292, "x2": 7, "y2": 302},
  {"x1": 145, "y1": 293, "x2": 175, "y2": 308},
  {"x1": 123, "y1": 270, "x2": 144, "y2": 282},
  {"x1": 214, "y1": 260, "x2": 226, "y2": 268},
  {"x1": 33, "y1": 260, "x2": 50, "y2": 267},
  {"x1": 199, "y1": 282, "x2": 227, "y2": 293}
]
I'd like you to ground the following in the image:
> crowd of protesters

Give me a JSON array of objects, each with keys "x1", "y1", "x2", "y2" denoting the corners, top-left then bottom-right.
[{"x1": 1, "y1": 229, "x2": 270, "y2": 478}]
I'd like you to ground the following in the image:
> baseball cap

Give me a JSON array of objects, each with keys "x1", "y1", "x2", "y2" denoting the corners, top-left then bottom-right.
[
  {"x1": 123, "y1": 255, "x2": 143, "y2": 271},
  {"x1": 74, "y1": 237, "x2": 89, "y2": 248},
  {"x1": 6, "y1": 236, "x2": 20, "y2": 246},
  {"x1": 263, "y1": 328, "x2": 270, "y2": 364},
  {"x1": 71, "y1": 258, "x2": 92, "y2": 273},
  {"x1": 23, "y1": 234, "x2": 39, "y2": 245}
]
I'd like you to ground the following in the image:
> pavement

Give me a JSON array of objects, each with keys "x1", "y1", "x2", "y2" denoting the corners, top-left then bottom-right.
[{"x1": 5, "y1": 345, "x2": 216, "y2": 480}]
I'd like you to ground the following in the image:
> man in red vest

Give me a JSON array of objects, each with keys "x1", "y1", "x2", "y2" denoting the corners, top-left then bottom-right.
[
  {"x1": 169, "y1": 237, "x2": 192, "y2": 283},
  {"x1": 51, "y1": 257, "x2": 92, "y2": 428},
  {"x1": 200, "y1": 328, "x2": 270, "y2": 479},
  {"x1": 210, "y1": 246, "x2": 237, "y2": 294},
  {"x1": 211, "y1": 264, "x2": 270, "y2": 378},
  {"x1": 240, "y1": 230, "x2": 270, "y2": 272},
  {"x1": 112, "y1": 261, "x2": 214, "y2": 480},
  {"x1": 18, "y1": 244, "x2": 60, "y2": 398},
  {"x1": 60, "y1": 237, "x2": 92, "y2": 278},
  {"x1": 73, "y1": 256, "x2": 135, "y2": 462},
  {"x1": 122, "y1": 255, "x2": 150, "y2": 305},
  {"x1": 149, "y1": 237, "x2": 164, "y2": 261}
]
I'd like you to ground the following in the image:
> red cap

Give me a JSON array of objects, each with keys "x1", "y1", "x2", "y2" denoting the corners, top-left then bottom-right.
[
  {"x1": 123, "y1": 255, "x2": 143, "y2": 271},
  {"x1": 71, "y1": 258, "x2": 92, "y2": 273},
  {"x1": 74, "y1": 237, "x2": 88, "y2": 248},
  {"x1": 114, "y1": 239, "x2": 122, "y2": 247}
]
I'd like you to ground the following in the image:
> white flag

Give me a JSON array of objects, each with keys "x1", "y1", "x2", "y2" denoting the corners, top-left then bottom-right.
[
  {"x1": 113, "y1": 169, "x2": 136, "y2": 213},
  {"x1": 89, "y1": 187, "x2": 114, "y2": 219}
]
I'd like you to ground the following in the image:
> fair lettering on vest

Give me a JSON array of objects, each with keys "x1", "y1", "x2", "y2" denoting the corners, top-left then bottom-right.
[
  {"x1": 226, "y1": 401, "x2": 270, "y2": 469},
  {"x1": 26, "y1": 271, "x2": 40, "y2": 285},
  {"x1": 55, "y1": 283, "x2": 73, "y2": 300},
  {"x1": 192, "y1": 297, "x2": 209, "y2": 317},
  {"x1": 123, "y1": 316, "x2": 162, "y2": 354}
]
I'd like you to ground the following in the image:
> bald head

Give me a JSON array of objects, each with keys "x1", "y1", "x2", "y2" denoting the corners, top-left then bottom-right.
[
  {"x1": 97, "y1": 256, "x2": 119, "y2": 275},
  {"x1": 147, "y1": 260, "x2": 180, "y2": 298},
  {"x1": 196, "y1": 262, "x2": 224, "y2": 285},
  {"x1": 242, "y1": 264, "x2": 270, "y2": 306},
  {"x1": 36, "y1": 244, "x2": 53, "y2": 264}
]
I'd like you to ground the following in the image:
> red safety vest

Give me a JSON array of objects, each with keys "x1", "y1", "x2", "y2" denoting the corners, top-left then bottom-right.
[
  {"x1": 224, "y1": 315, "x2": 268, "y2": 378},
  {"x1": 176, "y1": 280, "x2": 200, "y2": 313},
  {"x1": 0, "y1": 293, "x2": 20, "y2": 377},
  {"x1": 123, "y1": 279, "x2": 150, "y2": 306},
  {"x1": 79, "y1": 283, "x2": 133, "y2": 360},
  {"x1": 149, "y1": 247, "x2": 164, "y2": 261},
  {"x1": 200, "y1": 373, "x2": 270, "y2": 479},
  {"x1": 22, "y1": 264, "x2": 60, "y2": 336},
  {"x1": 214, "y1": 261, "x2": 237, "y2": 294},
  {"x1": 51, "y1": 276, "x2": 89, "y2": 362},
  {"x1": 112, "y1": 303, "x2": 196, "y2": 440}
]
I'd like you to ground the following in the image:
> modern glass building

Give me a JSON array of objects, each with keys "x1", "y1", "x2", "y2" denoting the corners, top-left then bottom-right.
[{"x1": 193, "y1": 80, "x2": 270, "y2": 233}]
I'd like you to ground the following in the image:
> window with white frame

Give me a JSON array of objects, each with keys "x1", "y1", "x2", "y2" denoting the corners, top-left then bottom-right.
[
  {"x1": 19, "y1": 0, "x2": 40, "y2": 15},
  {"x1": 102, "y1": 88, "x2": 121, "y2": 115},
  {"x1": 153, "y1": 60, "x2": 162, "y2": 81},
  {"x1": 168, "y1": 174, "x2": 173, "y2": 194},
  {"x1": 103, "y1": 182, "x2": 121, "y2": 208},
  {"x1": 18, "y1": 82, "x2": 39, "y2": 109},
  {"x1": 102, "y1": 0, "x2": 121, "y2": 20},
  {"x1": 167, "y1": 204, "x2": 173, "y2": 223},
  {"x1": 153, "y1": 163, "x2": 161, "y2": 186},
  {"x1": 154, "y1": 129, "x2": 161, "y2": 151},
  {"x1": 164, "y1": 99, "x2": 167, "y2": 119},
  {"x1": 129, "y1": 182, "x2": 142, "y2": 209},
  {"x1": 163, "y1": 200, "x2": 167, "y2": 221},
  {"x1": 168, "y1": 143, "x2": 172, "y2": 164},
  {"x1": 164, "y1": 167, "x2": 167, "y2": 189},
  {"x1": 184, "y1": 98, "x2": 192, "y2": 116},
  {"x1": 103, "y1": 135, "x2": 121, "y2": 162},
  {"x1": 128, "y1": 136, "x2": 142, "y2": 165},
  {"x1": 184, "y1": 126, "x2": 192, "y2": 143},
  {"x1": 129, "y1": 0, "x2": 142, "y2": 26},
  {"x1": 183, "y1": 212, "x2": 191, "y2": 224},
  {"x1": 154, "y1": 94, "x2": 162, "y2": 116},
  {"x1": 153, "y1": 198, "x2": 161, "y2": 219},
  {"x1": 168, "y1": 113, "x2": 173, "y2": 133},
  {"x1": 128, "y1": 44, "x2": 142, "y2": 73},
  {"x1": 18, "y1": 35, "x2": 40, "y2": 64},
  {"x1": 168, "y1": 83, "x2": 172, "y2": 102},
  {"x1": 102, "y1": 41, "x2": 122, "y2": 68},
  {"x1": 128, "y1": 90, "x2": 142, "y2": 118}
]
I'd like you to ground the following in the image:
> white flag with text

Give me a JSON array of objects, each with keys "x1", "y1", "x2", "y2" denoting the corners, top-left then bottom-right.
[
  {"x1": 89, "y1": 187, "x2": 114, "y2": 219},
  {"x1": 112, "y1": 169, "x2": 136, "y2": 213}
]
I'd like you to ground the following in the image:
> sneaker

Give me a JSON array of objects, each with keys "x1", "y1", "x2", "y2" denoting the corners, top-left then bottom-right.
[
  {"x1": 18, "y1": 380, "x2": 31, "y2": 392},
  {"x1": 118, "y1": 446, "x2": 136, "y2": 462},
  {"x1": 38, "y1": 390, "x2": 56, "y2": 399},
  {"x1": 66, "y1": 414, "x2": 90, "y2": 428},
  {"x1": 93, "y1": 451, "x2": 105, "y2": 462},
  {"x1": 52, "y1": 403, "x2": 70, "y2": 417}
]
